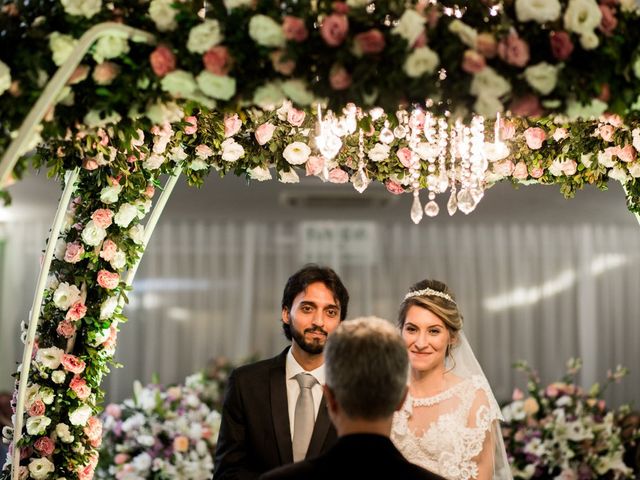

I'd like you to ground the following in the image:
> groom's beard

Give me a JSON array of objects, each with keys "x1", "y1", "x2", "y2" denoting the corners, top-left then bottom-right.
[{"x1": 291, "y1": 324, "x2": 328, "y2": 355}]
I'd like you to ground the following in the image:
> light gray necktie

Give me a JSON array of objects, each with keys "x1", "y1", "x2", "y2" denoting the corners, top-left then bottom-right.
[{"x1": 292, "y1": 372, "x2": 317, "y2": 462}]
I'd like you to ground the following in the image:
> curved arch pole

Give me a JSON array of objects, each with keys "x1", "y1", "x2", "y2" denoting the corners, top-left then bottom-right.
[
  {"x1": 11, "y1": 168, "x2": 80, "y2": 478},
  {"x1": 0, "y1": 22, "x2": 156, "y2": 187}
]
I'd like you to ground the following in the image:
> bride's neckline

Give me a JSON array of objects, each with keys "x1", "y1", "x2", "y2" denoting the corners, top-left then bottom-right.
[{"x1": 409, "y1": 377, "x2": 472, "y2": 406}]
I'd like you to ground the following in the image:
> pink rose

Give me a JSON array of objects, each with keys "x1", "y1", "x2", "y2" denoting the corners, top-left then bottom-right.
[
  {"x1": 70, "y1": 375, "x2": 91, "y2": 400},
  {"x1": 114, "y1": 453, "x2": 129, "y2": 465},
  {"x1": 83, "y1": 158, "x2": 99, "y2": 170},
  {"x1": 328, "y1": 168, "x2": 349, "y2": 183},
  {"x1": 549, "y1": 31, "x2": 574, "y2": 61},
  {"x1": 100, "y1": 239, "x2": 117, "y2": 262},
  {"x1": 144, "y1": 185, "x2": 155, "y2": 198},
  {"x1": 524, "y1": 127, "x2": 546, "y2": 150},
  {"x1": 28, "y1": 400, "x2": 45, "y2": 417},
  {"x1": 84, "y1": 416, "x2": 103, "y2": 443},
  {"x1": 412, "y1": 31, "x2": 427, "y2": 49},
  {"x1": 599, "y1": 4, "x2": 618, "y2": 36},
  {"x1": 91, "y1": 208, "x2": 113, "y2": 229},
  {"x1": 553, "y1": 128, "x2": 569, "y2": 142},
  {"x1": 282, "y1": 16, "x2": 308, "y2": 42},
  {"x1": 601, "y1": 112, "x2": 623, "y2": 127},
  {"x1": 512, "y1": 388, "x2": 524, "y2": 401},
  {"x1": 203, "y1": 46, "x2": 231, "y2": 75},
  {"x1": 195, "y1": 144, "x2": 213, "y2": 159},
  {"x1": 180, "y1": 116, "x2": 197, "y2": 136},
  {"x1": 270, "y1": 50, "x2": 296, "y2": 76},
  {"x1": 497, "y1": 32, "x2": 530, "y2": 67},
  {"x1": 57, "y1": 319, "x2": 77, "y2": 338},
  {"x1": 409, "y1": 110, "x2": 425, "y2": 131},
  {"x1": 64, "y1": 242, "x2": 84, "y2": 264},
  {"x1": 150, "y1": 45, "x2": 176, "y2": 77},
  {"x1": 105, "y1": 403, "x2": 122, "y2": 419},
  {"x1": 93, "y1": 62, "x2": 119, "y2": 85},
  {"x1": 493, "y1": 159, "x2": 515, "y2": 176},
  {"x1": 559, "y1": 159, "x2": 577, "y2": 176},
  {"x1": 255, "y1": 123, "x2": 277, "y2": 145},
  {"x1": 385, "y1": 180, "x2": 405, "y2": 195},
  {"x1": 475, "y1": 33, "x2": 497, "y2": 58},
  {"x1": 66, "y1": 301, "x2": 87, "y2": 322},
  {"x1": 617, "y1": 145, "x2": 637, "y2": 163},
  {"x1": 103, "y1": 325, "x2": 118, "y2": 352},
  {"x1": 461, "y1": 49, "x2": 486, "y2": 74},
  {"x1": 305, "y1": 156, "x2": 324, "y2": 176},
  {"x1": 354, "y1": 29, "x2": 385, "y2": 54},
  {"x1": 329, "y1": 65, "x2": 352, "y2": 90},
  {"x1": 320, "y1": 14, "x2": 349, "y2": 47},
  {"x1": 597, "y1": 83, "x2": 611, "y2": 102},
  {"x1": 513, "y1": 161, "x2": 528, "y2": 180},
  {"x1": 598, "y1": 124, "x2": 615, "y2": 142},
  {"x1": 546, "y1": 384, "x2": 560, "y2": 397},
  {"x1": 287, "y1": 108, "x2": 306, "y2": 127},
  {"x1": 529, "y1": 165, "x2": 544, "y2": 178},
  {"x1": 224, "y1": 114, "x2": 242, "y2": 138},
  {"x1": 77, "y1": 463, "x2": 95, "y2": 480},
  {"x1": 34, "y1": 437, "x2": 55, "y2": 456},
  {"x1": 61, "y1": 354, "x2": 86, "y2": 374},
  {"x1": 397, "y1": 147, "x2": 414, "y2": 168},
  {"x1": 97, "y1": 269, "x2": 120, "y2": 290},
  {"x1": 332, "y1": 1, "x2": 349, "y2": 14},
  {"x1": 67, "y1": 65, "x2": 90, "y2": 85},
  {"x1": 509, "y1": 95, "x2": 543, "y2": 117},
  {"x1": 498, "y1": 118, "x2": 516, "y2": 141}
]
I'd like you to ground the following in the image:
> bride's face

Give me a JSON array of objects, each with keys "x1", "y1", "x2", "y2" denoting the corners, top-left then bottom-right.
[{"x1": 401, "y1": 305, "x2": 450, "y2": 373}]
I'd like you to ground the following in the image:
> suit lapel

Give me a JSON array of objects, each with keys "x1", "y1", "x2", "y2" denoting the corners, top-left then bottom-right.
[
  {"x1": 270, "y1": 349, "x2": 293, "y2": 465},
  {"x1": 305, "y1": 393, "x2": 332, "y2": 458}
]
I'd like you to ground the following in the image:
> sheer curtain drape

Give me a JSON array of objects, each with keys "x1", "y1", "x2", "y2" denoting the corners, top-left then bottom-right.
[{"x1": 1, "y1": 221, "x2": 638, "y2": 405}]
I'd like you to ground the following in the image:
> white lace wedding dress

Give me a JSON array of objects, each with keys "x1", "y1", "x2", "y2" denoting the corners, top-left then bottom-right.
[{"x1": 391, "y1": 375, "x2": 503, "y2": 480}]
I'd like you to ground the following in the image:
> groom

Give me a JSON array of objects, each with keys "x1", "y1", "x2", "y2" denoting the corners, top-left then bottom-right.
[{"x1": 212, "y1": 264, "x2": 350, "y2": 480}]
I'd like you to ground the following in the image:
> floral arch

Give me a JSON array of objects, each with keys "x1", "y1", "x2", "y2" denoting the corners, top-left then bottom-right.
[{"x1": 1, "y1": 0, "x2": 640, "y2": 478}]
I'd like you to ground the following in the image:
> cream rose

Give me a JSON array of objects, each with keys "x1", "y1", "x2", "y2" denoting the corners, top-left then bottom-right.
[
  {"x1": 129, "y1": 224, "x2": 145, "y2": 245},
  {"x1": 515, "y1": 0, "x2": 561, "y2": 23},
  {"x1": 50, "y1": 32, "x2": 77, "y2": 67},
  {"x1": 149, "y1": 0, "x2": 178, "y2": 32},
  {"x1": 28, "y1": 457, "x2": 54, "y2": 480},
  {"x1": 187, "y1": 20, "x2": 223, "y2": 54},
  {"x1": 470, "y1": 67, "x2": 511, "y2": 98},
  {"x1": 448, "y1": 20, "x2": 477, "y2": 48},
  {"x1": 248, "y1": 166, "x2": 272, "y2": 181},
  {"x1": 36, "y1": 346, "x2": 64, "y2": 369},
  {"x1": 252, "y1": 82, "x2": 285, "y2": 109},
  {"x1": 114, "y1": 203, "x2": 138, "y2": 228},
  {"x1": 69, "y1": 405, "x2": 93, "y2": 426},
  {"x1": 367, "y1": 143, "x2": 391, "y2": 162},
  {"x1": 61, "y1": 0, "x2": 101, "y2": 18},
  {"x1": 56, "y1": 423, "x2": 74, "y2": 443},
  {"x1": 391, "y1": 9, "x2": 425, "y2": 48},
  {"x1": 249, "y1": 15, "x2": 285, "y2": 48},
  {"x1": 564, "y1": 0, "x2": 602, "y2": 37},
  {"x1": 53, "y1": 282, "x2": 82, "y2": 310},
  {"x1": 283, "y1": 142, "x2": 311, "y2": 165},
  {"x1": 110, "y1": 250, "x2": 127, "y2": 270},
  {"x1": 160, "y1": 70, "x2": 197, "y2": 96},
  {"x1": 565, "y1": 98, "x2": 607, "y2": 120},
  {"x1": 524, "y1": 62, "x2": 560, "y2": 95},
  {"x1": 281, "y1": 79, "x2": 314, "y2": 106},
  {"x1": 52, "y1": 370, "x2": 66, "y2": 384},
  {"x1": 82, "y1": 220, "x2": 107, "y2": 246},
  {"x1": 196, "y1": 71, "x2": 236, "y2": 100},
  {"x1": 100, "y1": 296, "x2": 119, "y2": 320},
  {"x1": 403, "y1": 46, "x2": 439, "y2": 78},
  {"x1": 474, "y1": 95, "x2": 504, "y2": 117},
  {"x1": 99, "y1": 184, "x2": 122, "y2": 204},
  {"x1": 0, "y1": 60, "x2": 11, "y2": 96},
  {"x1": 92, "y1": 34, "x2": 130, "y2": 63},
  {"x1": 279, "y1": 169, "x2": 300, "y2": 183},
  {"x1": 26, "y1": 416, "x2": 51, "y2": 436},
  {"x1": 221, "y1": 138, "x2": 245, "y2": 162}
]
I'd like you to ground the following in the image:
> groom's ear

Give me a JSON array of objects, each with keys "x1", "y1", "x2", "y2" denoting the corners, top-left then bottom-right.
[
  {"x1": 323, "y1": 384, "x2": 338, "y2": 414},
  {"x1": 282, "y1": 307, "x2": 290, "y2": 325}
]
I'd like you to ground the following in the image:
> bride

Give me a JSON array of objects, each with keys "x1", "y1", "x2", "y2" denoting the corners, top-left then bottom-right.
[{"x1": 391, "y1": 279, "x2": 512, "y2": 480}]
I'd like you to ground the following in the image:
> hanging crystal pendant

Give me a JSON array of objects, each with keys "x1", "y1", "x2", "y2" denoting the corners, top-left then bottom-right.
[
  {"x1": 410, "y1": 193, "x2": 423, "y2": 224},
  {"x1": 424, "y1": 200, "x2": 440, "y2": 217},
  {"x1": 393, "y1": 125, "x2": 407, "y2": 139},
  {"x1": 352, "y1": 168, "x2": 370, "y2": 193},
  {"x1": 457, "y1": 189, "x2": 476, "y2": 214},
  {"x1": 447, "y1": 189, "x2": 458, "y2": 216},
  {"x1": 436, "y1": 169, "x2": 449, "y2": 193}
]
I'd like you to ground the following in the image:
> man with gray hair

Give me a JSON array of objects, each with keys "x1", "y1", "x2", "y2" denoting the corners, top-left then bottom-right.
[{"x1": 260, "y1": 317, "x2": 445, "y2": 480}]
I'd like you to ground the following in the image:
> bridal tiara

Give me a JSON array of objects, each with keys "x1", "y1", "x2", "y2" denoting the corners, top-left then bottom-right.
[{"x1": 404, "y1": 288, "x2": 456, "y2": 305}]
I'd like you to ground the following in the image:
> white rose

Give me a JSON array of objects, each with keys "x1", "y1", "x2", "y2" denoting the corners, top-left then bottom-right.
[
  {"x1": 564, "y1": 0, "x2": 602, "y2": 36},
  {"x1": 248, "y1": 166, "x2": 272, "y2": 181},
  {"x1": 196, "y1": 71, "x2": 236, "y2": 100},
  {"x1": 110, "y1": 249, "x2": 127, "y2": 270},
  {"x1": 145, "y1": 101, "x2": 183, "y2": 125},
  {"x1": 448, "y1": 20, "x2": 477, "y2": 48},
  {"x1": 253, "y1": 82, "x2": 285, "y2": 109},
  {"x1": 149, "y1": 0, "x2": 178, "y2": 32},
  {"x1": 249, "y1": 15, "x2": 285, "y2": 48},
  {"x1": 279, "y1": 169, "x2": 300, "y2": 183},
  {"x1": 620, "y1": 0, "x2": 640, "y2": 12},
  {"x1": 223, "y1": 0, "x2": 253, "y2": 9},
  {"x1": 61, "y1": 0, "x2": 101, "y2": 18},
  {"x1": 100, "y1": 296, "x2": 119, "y2": 320},
  {"x1": 632, "y1": 128, "x2": 640, "y2": 151},
  {"x1": 26, "y1": 416, "x2": 51, "y2": 436},
  {"x1": 221, "y1": 138, "x2": 245, "y2": 162},
  {"x1": 132, "y1": 453, "x2": 152, "y2": 471},
  {"x1": 84, "y1": 109, "x2": 121, "y2": 128},
  {"x1": 69, "y1": 405, "x2": 93, "y2": 426},
  {"x1": 133, "y1": 199, "x2": 151, "y2": 219},
  {"x1": 0, "y1": 60, "x2": 11, "y2": 96},
  {"x1": 129, "y1": 224, "x2": 145, "y2": 245},
  {"x1": 52, "y1": 282, "x2": 82, "y2": 310},
  {"x1": 143, "y1": 153, "x2": 165, "y2": 170},
  {"x1": 92, "y1": 34, "x2": 130, "y2": 63},
  {"x1": 36, "y1": 346, "x2": 64, "y2": 369},
  {"x1": 403, "y1": 46, "x2": 439, "y2": 78},
  {"x1": 470, "y1": 67, "x2": 511, "y2": 98},
  {"x1": 28, "y1": 457, "x2": 54, "y2": 480},
  {"x1": 474, "y1": 95, "x2": 504, "y2": 117},
  {"x1": 581, "y1": 153, "x2": 594, "y2": 168},
  {"x1": 114, "y1": 203, "x2": 138, "y2": 228},
  {"x1": 565, "y1": 98, "x2": 607, "y2": 120},
  {"x1": 281, "y1": 79, "x2": 314, "y2": 106},
  {"x1": 189, "y1": 159, "x2": 209, "y2": 171},
  {"x1": 628, "y1": 162, "x2": 640, "y2": 178},
  {"x1": 91, "y1": 326, "x2": 111, "y2": 347},
  {"x1": 81, "y1": 220, "x2": 107, "y2": 246},
  {"x1": 39, "y1": 387, "x2": 54, "y2": 405},
  {"x1": 283, "y1": 142, "x2": 311, "y2": 165},
  {"x1": 392, "y1": 9, "x2": 426, "y2": 48},
  {"x1": 46, "y1": 275, "x2": 59, "y2": 291},
  {"x1": 609, "y1": 166, "x2": 629, "y2": 183},
  {"x1": 170, "y1": 145, "x2": 188, "y2": 162},
  {"x1": 49, "y1": 32, "x2": 77, "y2": 67},
  {"x1": 580, "y1": 31, "x2": 599, "y2": 50},
  {"x1": 54, "y1": 238, "x2": 67, "y2": 261},
  {"x1": 598, "y1": 149, "x2": 616, "y2": 168},
  {"x1": 100, "y1": 184, "x2": 123, "y2": 204},
  {"x1": 549, "y1": 159, "x2": 564, "y2": 176},
  {"x1": 51, "y1": 370, "x2": 66, "y2": 384},
  {"x1": 187, "y1": 20, "x2": 223, "y2": 53},
  {"x1": 524, "y1": 62, "x2": 560, "y2": 95},
  {"x1": 367, "y1": 143, "x2": 391, "y2": 162},
  {"x1": 160, "y1": 69, "x2": 197, "y2": 97},
  {"x1": 56, "y1": 423, "x2": 74, "y2": 443},
  {"x1": 515, "y1": 0, "x2": 561, "y2": 23}
]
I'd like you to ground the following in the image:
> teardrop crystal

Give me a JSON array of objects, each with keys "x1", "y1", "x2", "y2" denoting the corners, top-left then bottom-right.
[
  {"x1": 410, "y1": 194, "x2": 423, "y2": 224},
  {"x1": 457, "y1": 189, "x2": 476, "y2": 214},
  {"x1": 424, "y1": 200, "x2": 440, "y2": 217},
  {"x1": 352, "y1": 169, "x2": 370, "y2": 193},
  {"x1": 447, "y1": 189, "x2": 458, "y2": 216}
]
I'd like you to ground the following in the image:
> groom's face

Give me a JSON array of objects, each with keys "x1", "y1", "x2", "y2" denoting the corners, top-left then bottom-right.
[{"x1": 283, "y1": 281, "x2": 341, "y2": 355}]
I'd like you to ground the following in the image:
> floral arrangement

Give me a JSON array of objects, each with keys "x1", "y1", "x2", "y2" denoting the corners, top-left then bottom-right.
[
  {"x1": 96, "y1": 375, "x2": 221, "y2": 480},
  {"x1": 501, "y1": 358, "x2": 638, "y2": 479}
]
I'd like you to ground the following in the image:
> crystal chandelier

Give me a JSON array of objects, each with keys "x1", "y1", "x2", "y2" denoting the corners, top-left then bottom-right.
[{"x1": 314, "y1": 105, "x2": 509, "y2": 223}]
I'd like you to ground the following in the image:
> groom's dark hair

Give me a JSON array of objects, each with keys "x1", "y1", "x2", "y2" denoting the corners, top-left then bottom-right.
[{"x1": 280, "y1": 264, "x2": 349, "y2": 340}]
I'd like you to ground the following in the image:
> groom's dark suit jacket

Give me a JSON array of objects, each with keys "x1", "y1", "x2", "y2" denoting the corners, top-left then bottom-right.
[{"x1": 212, "y1": 348, "x2": 337, "y2": 480}]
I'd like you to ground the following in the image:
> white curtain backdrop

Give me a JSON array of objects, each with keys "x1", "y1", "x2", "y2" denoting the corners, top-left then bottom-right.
[{"x1": 1, "y1": 220, "x2": 638, "y2": 406}]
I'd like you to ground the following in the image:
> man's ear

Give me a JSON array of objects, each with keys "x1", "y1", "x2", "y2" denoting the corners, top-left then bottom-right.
[
  {"x1": 323, "y1": 384, "x2": 338, "y2": 415},
  {"x1": 394, "y1": 386, "x2": 408, "y2": 412},
  {"x1": 282, "y1": 307, "x2": 290, "y2": 325}
]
